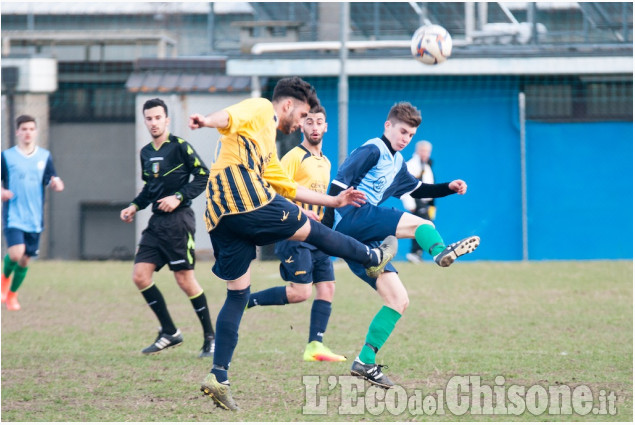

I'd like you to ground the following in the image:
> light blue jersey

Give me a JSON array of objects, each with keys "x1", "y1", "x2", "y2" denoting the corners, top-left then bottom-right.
[
  {"x1": 2, "y1": 146, "x2": 57, "y2": 233},
  {"x1": 331, "y1": 137, "x2": 420, "y2": 228}
]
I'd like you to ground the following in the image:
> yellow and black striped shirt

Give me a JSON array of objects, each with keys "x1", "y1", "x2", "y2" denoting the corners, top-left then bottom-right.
[
  {"x1": 204, "y1": 97, "x2": 297, "y2": 231},
  {"x1": 280, "y1": 144, "x2": 331, "y2": 221}
]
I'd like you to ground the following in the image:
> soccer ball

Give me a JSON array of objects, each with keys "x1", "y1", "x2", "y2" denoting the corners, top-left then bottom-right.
[{"x1": 410, "y1": 24, "x2": 452, "y2": 65}]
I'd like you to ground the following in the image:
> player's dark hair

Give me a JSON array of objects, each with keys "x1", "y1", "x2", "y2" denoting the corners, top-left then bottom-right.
[
  {"x1": 310, "y1": 104, "x2": 327, "y2": 120},
  {"x1": 16, "y1": 115, "x2": 36, "y2": 129},
  {"x1": 143, "y1": 98, "x2": 168, "y2": 117},
  {"x1": 387, "y1": 102, "x2": 422, "y2": 128},
  {"x1": 272, "y1": 77, "x2": 320, "y2": 109}
]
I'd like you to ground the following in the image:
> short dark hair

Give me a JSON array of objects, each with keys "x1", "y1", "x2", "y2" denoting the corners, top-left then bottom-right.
[
  {"x1": 272, "y1": 77, "x2": 319, "y2": 109},
  {"x1": 143, "y1": 98, "x2": 168, "y2": 117},
  {"x1": 309, "y1": 104, "x2": 327, "y2": 120},
  {"x1": 16, "y1": 115, "x2": 36, "y2": 129},
  {"x1": 386, "y1": 102, "x2": 422, "y2": 128}
]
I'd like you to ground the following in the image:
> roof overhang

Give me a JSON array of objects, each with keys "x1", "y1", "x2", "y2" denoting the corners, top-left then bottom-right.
[{"x1": 227, "y1": 55, "x2": 633, "y2": 77}]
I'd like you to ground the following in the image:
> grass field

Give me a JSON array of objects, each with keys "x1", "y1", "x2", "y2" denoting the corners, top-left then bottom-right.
[{"x1": 1, "y1": 259, "x2": 632, "y2": 421}]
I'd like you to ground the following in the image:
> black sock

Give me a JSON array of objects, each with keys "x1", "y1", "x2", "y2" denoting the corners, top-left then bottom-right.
[
  {"x1": 190, "y1": 292, "x2": 215, "y2": 338},
  {"x1": 141, "y1": 283, "x2": 177, "y2": 335},
  {"x1": 305, "y1": 220, "x2": 377, "y2": 267}
]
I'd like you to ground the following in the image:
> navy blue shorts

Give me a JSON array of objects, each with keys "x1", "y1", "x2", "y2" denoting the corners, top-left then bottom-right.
[
  {"x1": 135, "y1": 207, "x2": 196, "y2": 272},
  {"x1": 275, "y1": 240, "x2": 335, "y2": 284},
  {"x1": 3, "y1": 228, "x2": 41, "y2": 257},
  {"x1": 209, "y1": 194, "x2": 308, "y2": 281},
  {"x1": 335, "y1": 203, "x2": 404, "y2": 289}
]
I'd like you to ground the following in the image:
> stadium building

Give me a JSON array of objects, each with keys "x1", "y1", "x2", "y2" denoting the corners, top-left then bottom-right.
[{"x1": 1, "y1": 2, "x2": 632, "y2": 261}]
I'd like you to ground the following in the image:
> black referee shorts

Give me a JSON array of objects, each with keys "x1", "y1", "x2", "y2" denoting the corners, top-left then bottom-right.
[
  {"x1": 135, "y1": 207, "x2": 196, "y2": 272},
  {"x1": 209, "y1": 194, "x2": 308, "y2": 281}
]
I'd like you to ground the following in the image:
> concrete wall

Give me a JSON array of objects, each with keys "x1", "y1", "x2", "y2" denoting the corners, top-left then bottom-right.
[
  {"x1": 48, "y1": 123, "x2": 136, "y2": 259},
  {"x1": 39, "y1": 92, "x2": 251, "y2": 261}
]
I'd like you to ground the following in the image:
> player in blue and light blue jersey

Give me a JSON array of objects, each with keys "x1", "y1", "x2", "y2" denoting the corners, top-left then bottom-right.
[
  {"x1": 1, "y1": 115, "x2": 65, "y2": 311},
  {"x1": 323, "y1": 102, "x2": 480, "y2": 388}
]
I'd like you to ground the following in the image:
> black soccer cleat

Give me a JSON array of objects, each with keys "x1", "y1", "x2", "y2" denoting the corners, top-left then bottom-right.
[
  {"x1": 350, "y1": 358, "x2": 395, "y2": 388},
  {"x1": 199, "y1": 335, "x2": 215, "y2": 358},
  {"x1": 365, "y1": 235, "x2": 398, "y2": 279},
  {"x1": 433, "y1": 236, "x2": 480, "y2": 267},
  {"x1": 141, "y1": 329, "x2": 183, "y2": 355}
]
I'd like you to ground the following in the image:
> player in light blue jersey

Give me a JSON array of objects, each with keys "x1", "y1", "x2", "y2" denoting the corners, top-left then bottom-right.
[
  {"x1": 323, "y1": 102, "x2": 479, "y2": 388},
  {"x1": 1, "y1": 115, "x2": 64, "y2": 311}
]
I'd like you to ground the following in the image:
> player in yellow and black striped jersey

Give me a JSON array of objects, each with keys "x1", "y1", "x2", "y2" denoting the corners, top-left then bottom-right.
[
  {"x1": 188, "y1": 77, "x2": 398, "y2": 411},
  {"x1": 247, "y1": 105, "x2": 346, "y2": 363},
  {"x1": 202, "y1": 96, "x2": 296, "y2": 232},
  {"x1": 280, "y1": 139, "x2": 331, "y2": 220}
]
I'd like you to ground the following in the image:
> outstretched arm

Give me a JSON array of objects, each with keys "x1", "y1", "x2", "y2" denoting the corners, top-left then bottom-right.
[
  {"x1": 295, "y1": 185, "x2": 366, "y2": 209},
  {"x1": 448, "y1": 179, "x2": 467, "y2": 194},
  {"x1": 189, "y1": 110, "x2": 230, "y2": 130}
]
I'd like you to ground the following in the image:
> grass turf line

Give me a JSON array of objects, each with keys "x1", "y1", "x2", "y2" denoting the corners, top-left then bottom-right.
[{"x1": 1, "y1": 260, "x2": 632, "y2": 421}]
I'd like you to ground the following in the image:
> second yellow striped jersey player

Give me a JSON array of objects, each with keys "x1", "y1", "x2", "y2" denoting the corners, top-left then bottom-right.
[
  {"x1": 204, "y1": 97, "x2": 297, "y2": 231},
  {"x1": 280, "y1": 144, "x2": 331, "y2": 221}
]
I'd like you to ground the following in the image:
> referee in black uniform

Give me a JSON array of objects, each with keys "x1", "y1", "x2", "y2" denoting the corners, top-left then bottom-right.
[{"x1": 120, "y1": 98, "x2": 215, "y2": 357}]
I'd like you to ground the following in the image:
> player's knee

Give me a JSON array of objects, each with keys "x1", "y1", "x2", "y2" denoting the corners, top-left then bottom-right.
[
  {"x1": 132, "y1": 271, "x2": 151, "y2": 289},
  {"x1": 288, "y1": 284, "x2": 312, "y2": 303},
  {"x1": 174, "y1": 271, "x2": 201, "y2": 294},
  {"x1": 8, "y1": 249, "x2": 24, "y2": 263},
  {"x1": 393, "y1": 295, "x2": 409, "y2": 314},
  {"x1": 315, "y1": 281, "x2": 335, "y2": 301},
  {"x1": 289, "y1": 220, "x2": 311, "y2": 242},
  {"x1": 402, "y1": 295, "x2": 410, "y2": 312},
  {"x1": 419, "y1": 219, "x2": 434, "y2": 228}
]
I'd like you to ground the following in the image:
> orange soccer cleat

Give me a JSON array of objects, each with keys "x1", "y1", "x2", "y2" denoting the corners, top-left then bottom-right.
[
  {"x1": 5, "y1": 291, "x2": 21, "y2": 311},
  {"x1": 1, "y1": 274, "x2": 11, "y2": 303}
]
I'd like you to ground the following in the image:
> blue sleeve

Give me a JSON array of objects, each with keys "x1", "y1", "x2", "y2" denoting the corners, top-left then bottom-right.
[
  {"x1": 385, "y1": 162, "x2": 420, "y2": 201},
  {"x1": 333, "y1": 144, "x2": 381, "y2": 188},
  {"x1": 1, "y1": 153, "x2": 7, "y2": 188},
  {"x1": 42, "y1": 155, "x2": 57, "y2": 186}
]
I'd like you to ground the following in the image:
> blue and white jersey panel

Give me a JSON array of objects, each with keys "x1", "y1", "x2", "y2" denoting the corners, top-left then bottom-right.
[
  {"x1": 332, "y1": 138, "x2": 420, "y2": 228},
  {"x1": 1, "y1": 146, "x2": 56, "y2": 233}
]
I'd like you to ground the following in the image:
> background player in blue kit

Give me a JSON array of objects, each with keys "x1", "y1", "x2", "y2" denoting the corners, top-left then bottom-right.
[
  {"x1": 1, "y1": 115, "x2": 65, "y2": 311},
  {"x1": 247, "y1": 105, "x2": 346, "y2": 362},
  {"x1": 323, "y1": 102, "x2": 480, "y2": 388}
]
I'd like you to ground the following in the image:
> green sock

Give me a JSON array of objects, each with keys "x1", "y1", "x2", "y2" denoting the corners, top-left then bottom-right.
[
  {"x1": 359, "y1": 306, "x2": 402, "y2": 364},
  {"x1": 414, "y1": 224, "x2": 446, "y2": 257},
  {"x1": 10, "y1": 265, "x2": 28, "y2": 293},
  {"x1": 3, "y1": 254, "x2": 17, "y2": 278}
]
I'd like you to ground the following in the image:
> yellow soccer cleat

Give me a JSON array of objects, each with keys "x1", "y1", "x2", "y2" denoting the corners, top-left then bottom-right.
[
  {"x1": 303, "y1": 341, "x2": 347, "y2": 362},
  {"x1": 200, "y1": 373, "x2": 239, "y2": 411},
  {"x1": 365, "y1": 235, "x2": 398, "y2": 279}
]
